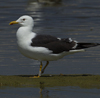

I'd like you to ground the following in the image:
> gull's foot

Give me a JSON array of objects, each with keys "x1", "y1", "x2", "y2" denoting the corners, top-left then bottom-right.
[{"x1": 30, "y1": 75, "x2": 40, "y2": 78}]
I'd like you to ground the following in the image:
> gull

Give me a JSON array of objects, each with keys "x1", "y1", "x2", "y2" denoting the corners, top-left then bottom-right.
[{"x1": 9, "y1": 15, "x2": 100, "y2": 77}]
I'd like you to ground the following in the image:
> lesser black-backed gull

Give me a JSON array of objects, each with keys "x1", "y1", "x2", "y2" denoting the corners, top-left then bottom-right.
[{"x1": 9, "y1": 15, "x2": 100, "y2": 77}]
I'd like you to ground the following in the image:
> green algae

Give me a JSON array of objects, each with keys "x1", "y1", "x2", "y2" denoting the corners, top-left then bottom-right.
[{"x1": 0, "y1": 74, "x2": 100, "y2": 89}]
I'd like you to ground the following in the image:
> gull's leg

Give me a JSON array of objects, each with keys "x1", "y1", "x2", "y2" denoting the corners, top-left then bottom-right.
[
  {"x1": 38, "y1": 61, "x2": 43, "y2": 77},
  {"x1": 41, "y1": 61, "x2": 49, "y2": 74},
  {"x1": 30, "y1": 61, "x2": 43, "y2": 78},
  {"x1": 32, "y1": 61, "x2": 49, "y2": 78}
]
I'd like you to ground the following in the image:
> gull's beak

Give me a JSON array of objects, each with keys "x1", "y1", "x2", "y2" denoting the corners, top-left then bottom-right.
[{"x1": 9, "y1": 21, "x2": 19, "y2": 25}]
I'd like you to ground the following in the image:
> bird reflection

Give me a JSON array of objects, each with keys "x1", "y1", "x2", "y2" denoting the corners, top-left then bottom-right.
[
  {"x1": 28, "y1": 0, "x2": 62, "y2": 6},
  {"x1": 39, "y1": 82, "x2": 49, "y2": 98}
]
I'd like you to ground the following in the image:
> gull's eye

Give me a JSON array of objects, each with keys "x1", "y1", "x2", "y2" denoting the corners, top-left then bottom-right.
[{"x1": 23, "y1": 18, "x2": 25, "y2": 21}]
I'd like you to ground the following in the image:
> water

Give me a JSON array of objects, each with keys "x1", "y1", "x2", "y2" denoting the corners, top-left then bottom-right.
[
  {"x1": 0, "y1": 0, "x2": 100, "y2": 98},
  {"x1": 0, "y1": 0, "x2": 100, "y2": 75},
  {"x1": 0, "y1": 86, "x2": 100, "y2": 98}
]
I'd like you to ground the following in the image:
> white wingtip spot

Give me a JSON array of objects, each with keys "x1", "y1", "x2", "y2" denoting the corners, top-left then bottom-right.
[
  {"x1": 69, "y1": 38, "x2": 73, "y2": 42},
  {"x1": 57, "y1": 38, "x2": 61, "y2": 40},
  {"x1": 72, "y1": 40, "x2": 78, "y2": 49}
]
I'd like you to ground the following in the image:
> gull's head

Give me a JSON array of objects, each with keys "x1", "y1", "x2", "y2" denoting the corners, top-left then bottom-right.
[{"x1": 9, "y1": 15, "x2": 34, "y2": 27}]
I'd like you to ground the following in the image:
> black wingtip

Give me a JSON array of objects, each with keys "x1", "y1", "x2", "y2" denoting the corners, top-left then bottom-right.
[{"x1": 76, "y1": 42, "x2": 100, "y2": 49}]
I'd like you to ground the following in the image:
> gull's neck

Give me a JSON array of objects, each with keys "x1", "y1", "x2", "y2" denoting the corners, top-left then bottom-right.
[{"x1": 16, "y1": 26, "x2": 35, "y2": 42}]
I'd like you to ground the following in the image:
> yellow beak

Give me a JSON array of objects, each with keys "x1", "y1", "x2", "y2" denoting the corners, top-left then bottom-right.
[{"x1": 9, "y1": 21, "x2": 19, "y2": 25}]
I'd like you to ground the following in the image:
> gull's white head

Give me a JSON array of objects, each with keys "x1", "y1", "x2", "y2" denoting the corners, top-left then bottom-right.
[{"x1": 9, "y1": 15, "x2": 34, "y2": 27}]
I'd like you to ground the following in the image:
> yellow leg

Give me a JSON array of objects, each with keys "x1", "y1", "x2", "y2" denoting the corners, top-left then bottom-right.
[
  {"x1": 31, "y1": 61, "x2": 42, "y2": 78},
  {"x1": 38, "y1": 61, "x2": 43, "y2": 77},
  {"x1": 31, "y1": 61, "x2": 49, "y2": 78},
  {"x1": 41, "y1": 61, "x2": 49, "y2": 74}
]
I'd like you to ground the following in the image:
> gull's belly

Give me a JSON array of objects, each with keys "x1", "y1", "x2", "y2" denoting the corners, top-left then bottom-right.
[
  {"x1": 17, "y1": 44, "x2": 68, "y2": 61},
  {"x1": 17, "y1": 40, "x2": 85, "y2": 61}
]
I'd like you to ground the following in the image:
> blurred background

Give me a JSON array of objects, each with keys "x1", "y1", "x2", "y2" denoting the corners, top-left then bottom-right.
[{"x1": 0, "y1": 0, "x2": 100, "y2": 75}]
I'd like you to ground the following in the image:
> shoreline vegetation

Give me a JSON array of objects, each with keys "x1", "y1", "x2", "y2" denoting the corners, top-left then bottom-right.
[{"x1": 0, "y1": 74, "x2": 100, "y2": 89}]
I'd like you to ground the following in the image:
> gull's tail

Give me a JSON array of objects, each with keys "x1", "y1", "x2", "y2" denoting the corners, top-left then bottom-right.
[{"x1": 76, "y1": 43, "x2": 100, "y2": 49}]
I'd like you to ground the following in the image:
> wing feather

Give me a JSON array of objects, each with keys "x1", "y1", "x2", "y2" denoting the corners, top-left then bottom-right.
[{"x1": 31, "y1": 34, "x2": 77, "y2": 53}]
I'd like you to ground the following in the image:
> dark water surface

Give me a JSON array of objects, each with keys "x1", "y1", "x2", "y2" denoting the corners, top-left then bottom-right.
[
  {"x1": 0, "y1": 86, "x2": 100, "y2": 98},
  {"x1": 0, "y1": 0, "x2": 100, "y2": 98},
  {"x1": 0, "y1": 0, "x2": 100, "y2": 75}
]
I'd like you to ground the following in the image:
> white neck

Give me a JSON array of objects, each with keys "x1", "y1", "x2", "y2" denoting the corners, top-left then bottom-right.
[{"x1": 16, "y1": 26, "x2": 34, "y2": 42}]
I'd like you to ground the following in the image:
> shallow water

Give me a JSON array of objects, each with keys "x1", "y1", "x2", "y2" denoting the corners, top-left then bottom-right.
[
  {"x1": 0, "y1": 0, "x2": 100, "y2": 75},
  {"x1": 0, "y1": 0, "x2": 100, "y2": 98},
  {"x1": 0, "y1": 86, "x2": 100, "y2": 98}
]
